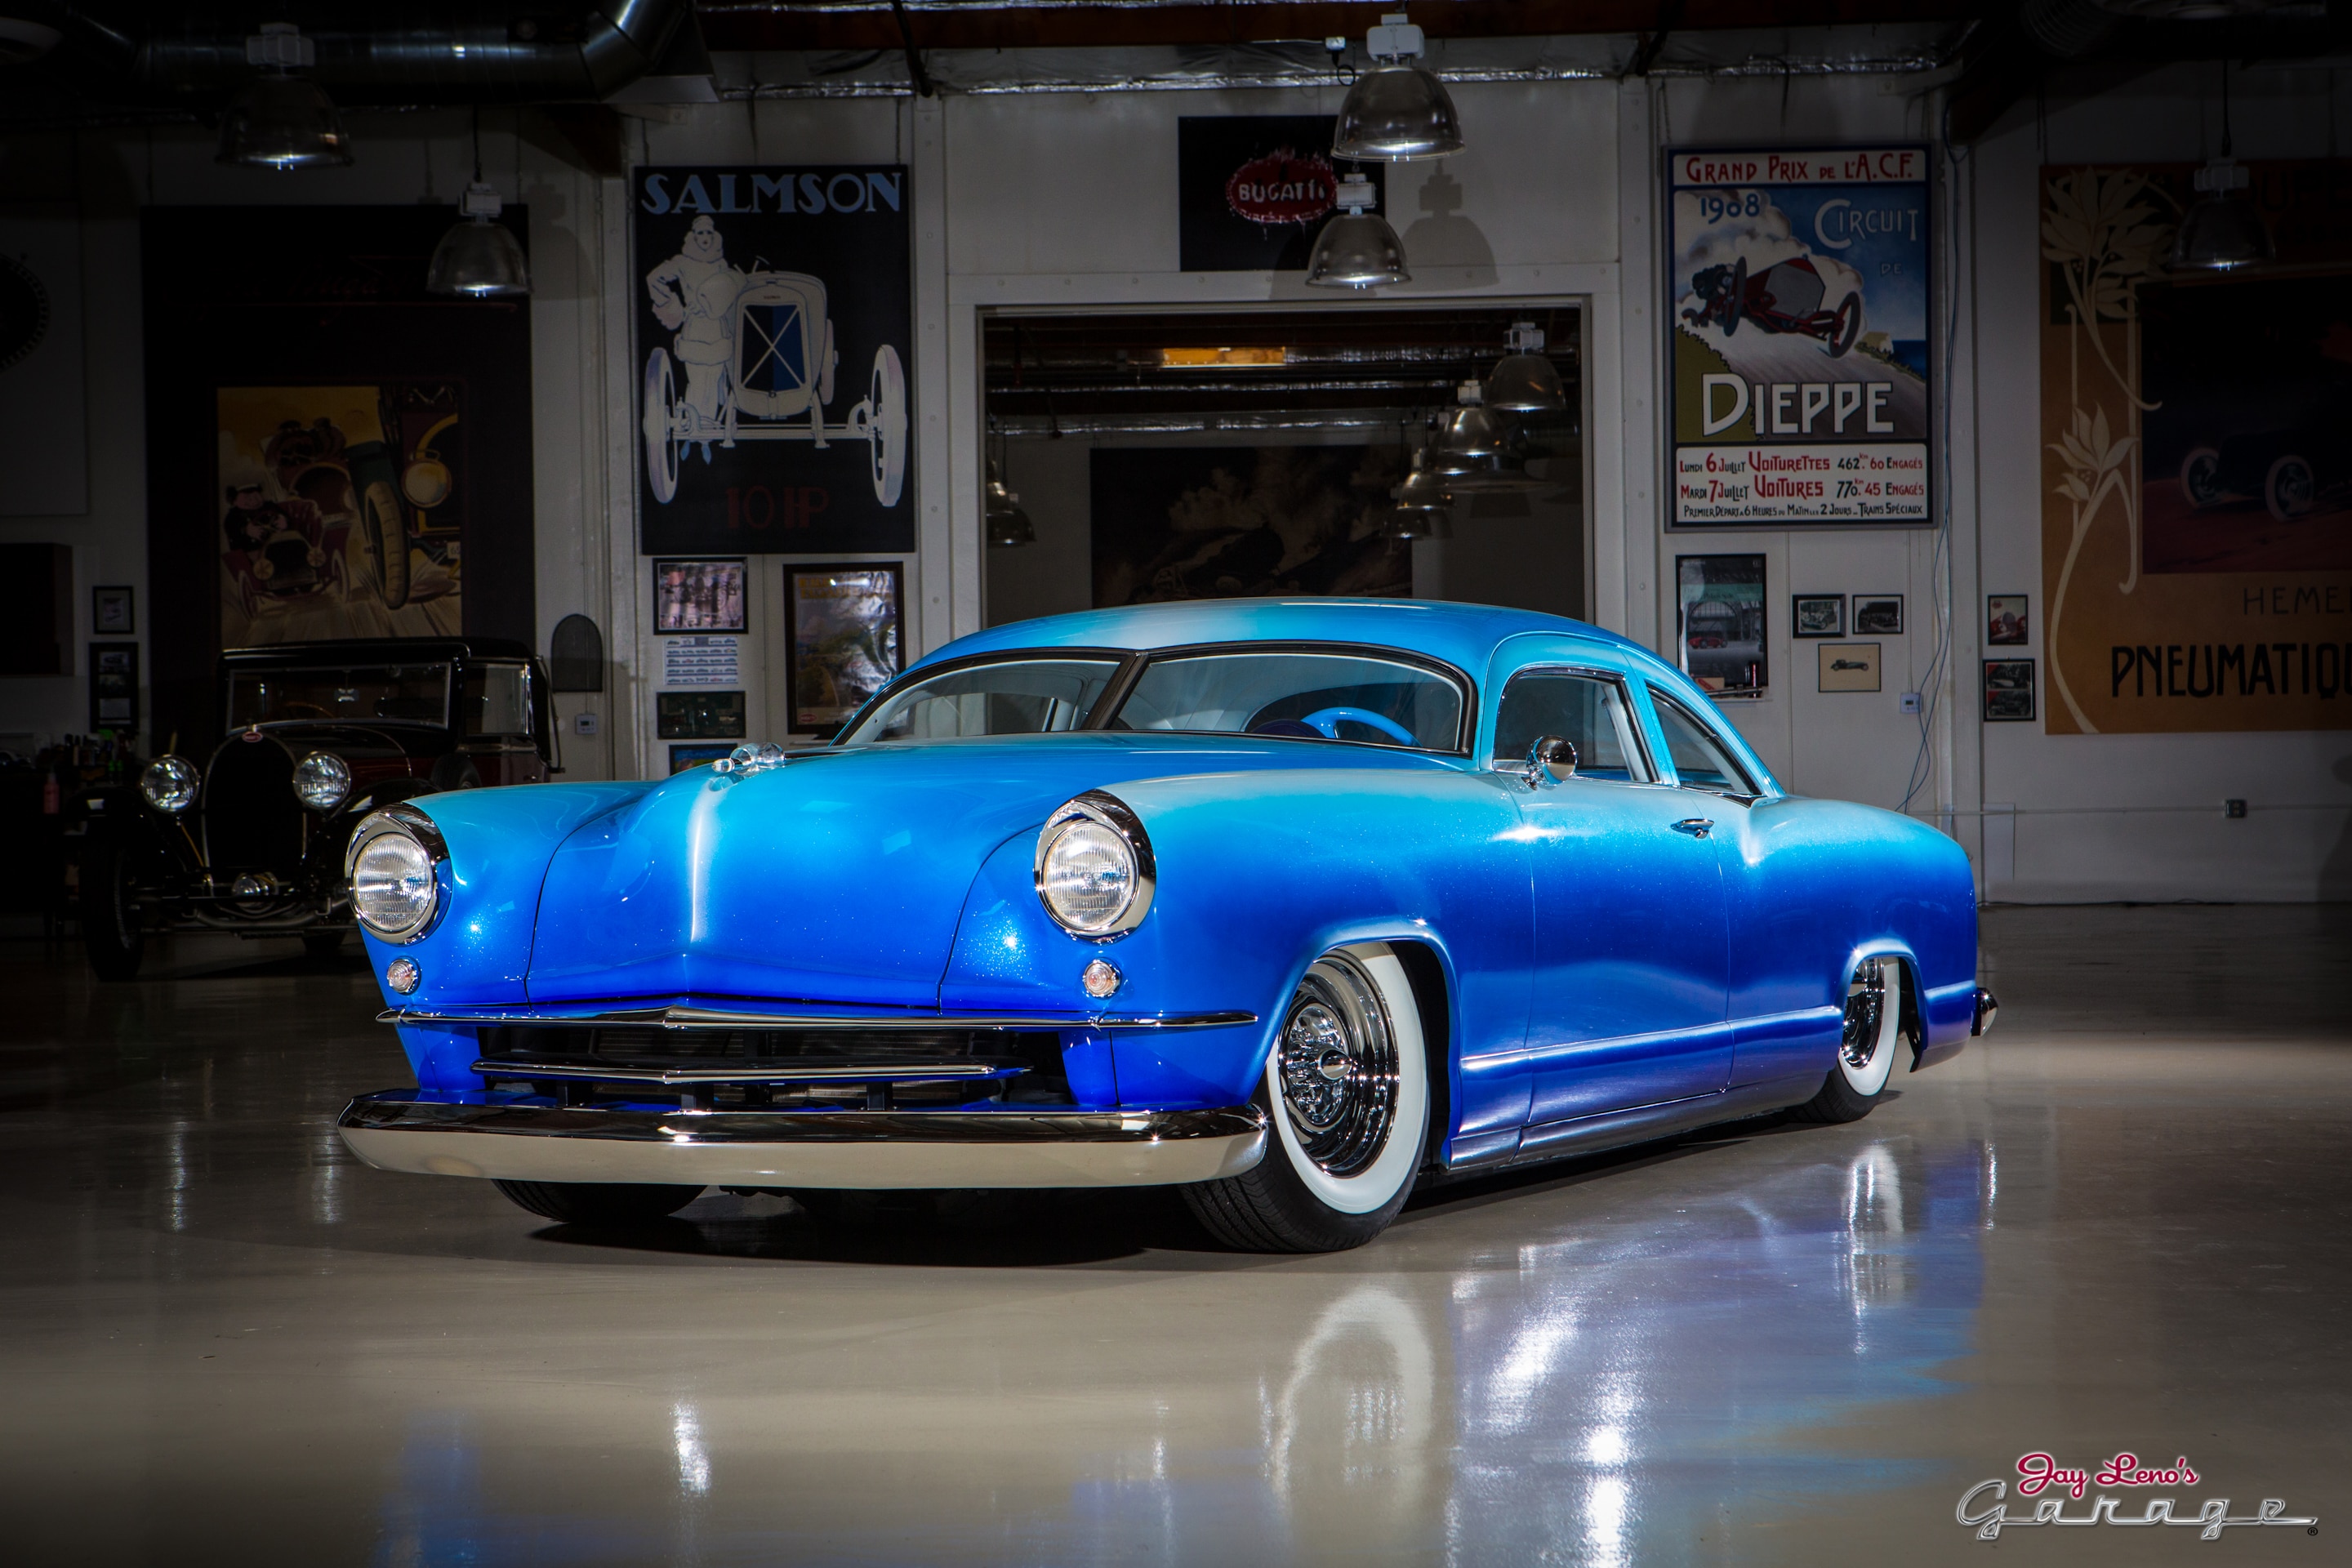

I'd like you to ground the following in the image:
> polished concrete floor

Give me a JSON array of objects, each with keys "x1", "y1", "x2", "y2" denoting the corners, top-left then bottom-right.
[{"x1": 1, "y1": 906, "x2": 2346, "y2": 1566}]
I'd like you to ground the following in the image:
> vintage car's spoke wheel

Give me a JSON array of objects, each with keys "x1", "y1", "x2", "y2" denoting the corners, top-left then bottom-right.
[
  {"x1": 1791, "y1": 956, "x2": 1909, "y2": 1124},
  {"x1": 643, "y1": 349, "x2": 680, "y2": 503},
  {"x1": 868, "y1": 345, "x2": 907, "y2": 506},
  {"x1": 79, "y1": 835, "x2": 146, "y2": 982},
  {"x1": 2179, "y1": 446, "x2": 2225, "y2": 509},
  {"x1": 363, "y1": 479, "x2": 409, "y2": 611},
  {"x1": 493, "y1": 1180, "x2": 705, "y2": 1227},
  {"x1": 1183, "y1": 945, "x2": 1428, "y2": 1253},
  {"x1": 1828, "y1": 292, "x2": 1863, "y2": 357},
  {"x1": 2265, "y1": 455, "x2": 2316, "y2": 521}
]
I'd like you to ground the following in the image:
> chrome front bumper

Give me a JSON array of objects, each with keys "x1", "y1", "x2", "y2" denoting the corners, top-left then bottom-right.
[{"x1": 337, "y1": 1093, "x2": 1268, "y2": 1190}]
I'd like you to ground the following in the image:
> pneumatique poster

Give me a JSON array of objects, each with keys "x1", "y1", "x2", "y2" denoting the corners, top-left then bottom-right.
[
  {"x1": 2039, "y1": 159, "x2": 2352, "y2": 734},
  {"x1": 634, "y1": 167, "x2": 912, "y2": 555},
  {"x1": 1667, "y1": 147, "x2": 1932, "y2": 528}
]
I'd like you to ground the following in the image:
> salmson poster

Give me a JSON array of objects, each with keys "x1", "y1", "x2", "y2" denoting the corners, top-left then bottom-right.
[
  {"x1": 633, "y1": 166, "x2": 912, "y2": 556},
  {"x1": 2038, "y1": 158, "x2": 2352, "y2": 734},
  {"x1": 1667, "y1": 146, "x2": 1932, "y2": 528}
]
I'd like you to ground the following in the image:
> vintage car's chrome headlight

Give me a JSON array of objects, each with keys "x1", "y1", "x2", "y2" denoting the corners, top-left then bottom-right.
[
  {"x1": 1035, "y1": 792, "x2": 1155, "y2": 940},
  {"x1": 293, "y1": 750, "x2": 351, "y2": 813},
  {"x1": 345, "y1": 807, "x2": 448, "y2": 942},
  {"x1": 140, "y1": 755, "x2": 198, "y2": 814}
]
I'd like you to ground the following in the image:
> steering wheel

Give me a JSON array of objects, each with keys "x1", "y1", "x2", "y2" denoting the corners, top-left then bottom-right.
[{"x1": 1298, "y1": 706, "x2": 1414, "y2": 744}]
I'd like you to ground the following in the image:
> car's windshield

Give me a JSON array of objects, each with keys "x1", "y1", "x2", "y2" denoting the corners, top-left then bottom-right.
[
  {"x1": 1111, "y1": 650, "x2": 1465, "y2": 751},
  {"x1": 227, "y1": 664, "x2": 452, "y2": 728},
  {"x1": 841, "y1": 657, "x2": 1123, "y2": 743}
]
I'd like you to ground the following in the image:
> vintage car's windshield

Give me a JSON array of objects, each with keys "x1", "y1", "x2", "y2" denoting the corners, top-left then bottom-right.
[
  {"x1": 842, "y1": 657, "x2": 1123, "y2": 742},
  {"x1": 227, "y1": 665, "x2": 452, "y2": 729},
  {"x1": 1111, "y1": 650, "x2": 1465, "y2": 751}
]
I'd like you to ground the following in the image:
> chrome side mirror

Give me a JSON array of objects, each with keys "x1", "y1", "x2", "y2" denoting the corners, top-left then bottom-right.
[{"x1": 1522, "y1": 735, "x2": 1576, "y2": 788}]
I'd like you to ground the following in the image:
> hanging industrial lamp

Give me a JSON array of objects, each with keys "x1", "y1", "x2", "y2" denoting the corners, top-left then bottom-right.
[
  {"x1": 1304, "y1": 173, "x2": 1409, "y2": 289},
  {"x1": 985, "y1": 459, "x2": 1036, "y2": 548},
  {"x1": 1394, "y1": 447, "x2": 1454, "y2": 514},
  {"x1": 1482, "y1": 321, "x2": 1567, "y2": 415},
  {"x1": 1332, "y1": 14, "x2": 1464, "y2": 162},
  {"x1": 1428, "y1": 381, "x2": 1514, "y2": 478},
  {"x1": 2169, "y1": 64, "x2": 2273, "y2": 274},
  {"x1": 427, "y1": 109, "x2": 530, "y2": 298},
  {"x1": 216, "y1": 24, "x2": 350, "y2": 169}
]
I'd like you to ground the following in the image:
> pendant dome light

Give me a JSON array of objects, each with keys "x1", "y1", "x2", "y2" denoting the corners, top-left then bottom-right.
[
  {"x1": 1394, "y1": 447, "x2": 1454, "y2": 514},
  {"x1": 1304, "y1": 173, "x2": 1410, "y2": 289},
  {"x1": 1482, "y1": 321, "x2": 1567, "y2": 415},
  {"x1": 1332, "y1": 14, "x2": 1464, "y2": 162},
  {"x1": 216, "y1": 24, "x2": 351, "y2": 169},
  {"x1": 1428, "y1": 381, "x2": 1515, "y2": 479},
  {"x1": 985, "y1": 459, "x2": 1036, "y2": 548},
  {"x1": 427, "y1": 108, "x2": 531, "y2": 298},
  {"x1": 2169, "y1": 63, "x2": 2273, "y2": 274}
]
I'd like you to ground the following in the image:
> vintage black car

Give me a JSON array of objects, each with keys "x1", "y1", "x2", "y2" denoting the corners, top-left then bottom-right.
[{"x1": 78, "y1": 638, "x2": 559, "y2": 979}]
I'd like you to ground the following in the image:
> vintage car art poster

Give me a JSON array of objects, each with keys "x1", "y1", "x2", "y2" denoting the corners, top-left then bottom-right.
[
  {"x1": 785, "y1": 564, "x2": 903, "y2": 737},
  {"x1": 1668, "y1": 147, "x2": 1931, "y2": 528},
  {"x1": 1178, "y1": 116, "x2": 1385, "y2": 274},
  {"x1": 634, "y1": 166, "x2": 912, "y2": 556},
  {"x1": 215, "y1": 384, "x2": 465, "y2": 648},
  {"x1": 2039, "y1": 159, "x2": 2352, "y2": 733},
  {"x1": 1090, "y1": 445, "x2": 1410, "y2": 606}
]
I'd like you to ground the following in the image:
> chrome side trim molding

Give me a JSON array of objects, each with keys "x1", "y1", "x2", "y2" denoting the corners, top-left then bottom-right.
[
  {"x1": 337, "y1": 1094, "x2": 1268, "y2": 1189},
  {"x1": 381, "y1": 1004, "x2": 1258, "y2": 1031},
  {"x1": 1971, "y1": 987, "x2": 1998, "y2": 1037},
  {"x1": 469, "y1": 1058, "x2": 1010, "y2": 1085}
]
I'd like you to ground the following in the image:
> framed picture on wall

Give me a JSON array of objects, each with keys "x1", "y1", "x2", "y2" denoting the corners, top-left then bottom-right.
[
  {"x1": 1792, "y1": 594, "x2": 1845, "y2": 638},
  {"x1": 654, "y1": 559, "x2": 747, "y2": 634},
  {"x1": 1987, "y1": 595, "x2": 2029, "y2": 646},
  {"x1": 89, "y1": 642, "x2": 137, "y2": 732},
  {"x1": 92, "y1": 586, "x2": 134, "y2": 635},
  {"x1": 1675, "y1": 555, "x2": 1766, "y2": 697},
  {"x1": 785, "y1": 563, "x2": 904, "y2": 737},
  {"x1": 1817, "y1": 642, "x2": 1881, "y2": 693},
  {"x1": 667, "y1": 742, "x2": 736, "y2": 774},
  {"x1": 1853, "y1": 595, "x2": 1904, "y2": 635},
  {"x1": 1984, "y1": 659, "x2": 2036, "y2": 722},
  {"x1": 656, "y1": 689, "x2": 746, "y2": 740}
]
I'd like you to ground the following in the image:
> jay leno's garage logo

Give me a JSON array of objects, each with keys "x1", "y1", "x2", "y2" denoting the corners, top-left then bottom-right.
[
  {"x1": 1958, "y1": 1451, "x2": 2318, "y2": 1541},
  {"x1": 1224, "y1": 148, "x2": 1338, "y2": 226}
]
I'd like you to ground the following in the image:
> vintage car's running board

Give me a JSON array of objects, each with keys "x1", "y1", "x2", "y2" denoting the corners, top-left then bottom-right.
[
  {"x1": 468, "y1": 1058, "x2": 1014, "y2": 1085},
  {"x1": 337, "y1": 1093, "x2": 1269, "y2": 1189},
  {"x1": 381, "y1": 1004, "x2": 1259, "y2": 1032}
]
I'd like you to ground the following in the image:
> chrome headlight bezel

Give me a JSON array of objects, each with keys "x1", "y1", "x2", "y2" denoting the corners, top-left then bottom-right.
[
  {"x1": 292, "y1": 750, "x2": 352, "y2": 814},
  {"x1": 1034, "y1": 791, "x2": 1156, "y2": 941},
  {"x1": 344, "y1": 804, "x2": 450, "y2": 943},
  {"x1": 139, "y1": 755, "x2": 198, "y2": 814}
]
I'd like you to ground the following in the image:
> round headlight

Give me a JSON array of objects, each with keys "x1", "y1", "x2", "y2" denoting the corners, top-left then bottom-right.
[
  {"x1": 1034, "y1": 793, "x2": 1155, "y2": 939},
  {"x1": 346, "y1": 813, "x2": 443, "y2": 940},
  {"x1": 140, "y1": 755, "x2": 198, "y2": 814},
  {"x1": 293, "y1": 750, "x2": 351, "y2": 813}
]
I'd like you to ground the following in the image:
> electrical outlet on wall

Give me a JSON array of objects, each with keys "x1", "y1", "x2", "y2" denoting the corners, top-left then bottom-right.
[
  {"x1": 2225, "y1": 799, "x2": 2247, "y2": 818},
  {"x1": 574, "y1": 712, "x2": 599, "y2": 737},
  {"x1": 1899, "y1": 692, "x2": 1922, "y2": 715}
]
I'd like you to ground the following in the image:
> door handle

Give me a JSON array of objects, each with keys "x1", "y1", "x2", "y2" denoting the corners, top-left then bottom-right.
[{"x1": 1672, "y1": 817, "x2": 1714, "y2": 839}]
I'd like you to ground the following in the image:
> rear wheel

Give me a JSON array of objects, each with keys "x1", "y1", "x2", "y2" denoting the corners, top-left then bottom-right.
[
  {"x1": 79, "y1": 836, "x2": 146, "y2": 981},
  {"x1": 2179, "y1": 446, "x2": 2225, "y2": 508},
  {"x1": 2265, "y1": 454, "x2": 2316, "y2": 521},
  {"x1": 1790, "y1": 956, "x2": 1911, "y2": 1124},
  {"x1": 1184, "y1": 945, "x2": 1428, "y2": 1253},
  {"x1": 362, "y1": 479, "x2": 408, "y2": 609},
  {"x1": 1827, "y1": 292, "x2": 1863, "y2": 357},
  {"x1": 492, "y1": 1180, "x2": 705, "y2": 1227}
]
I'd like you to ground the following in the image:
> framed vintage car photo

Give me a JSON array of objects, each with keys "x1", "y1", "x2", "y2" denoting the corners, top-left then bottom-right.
[
  {"x1": 1817, "y1": 641, "x2": 1881, "y2": 693},
  {"x1": 1984, "y1": 658, "x2": 2036, "y2": 721},
  {"x1": 656, "y1": 689, "x2": 747, "y2": 740},
  {"x1": 1853, "y1": 595, "x2": 1904, "y2": 635},
  {"x1": 1793, "y1": 594, "x2": 1845, "y2": 638}
]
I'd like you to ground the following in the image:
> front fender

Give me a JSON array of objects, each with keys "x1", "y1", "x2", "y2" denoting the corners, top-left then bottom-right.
[{"x1": 356, "y1": 780, "x2": 653, "y2": 1010}]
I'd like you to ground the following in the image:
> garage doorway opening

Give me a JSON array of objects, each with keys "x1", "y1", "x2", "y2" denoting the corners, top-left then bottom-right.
[{"x1": 979, "y1": 305, "x2": 1586, "y2": 630}]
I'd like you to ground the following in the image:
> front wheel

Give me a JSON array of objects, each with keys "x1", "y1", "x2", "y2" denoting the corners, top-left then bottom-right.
[
  {"x1": 1790, "y1": 956, "x2": 1912, "y2": 1124},
  {"x1": 493, "y1": 1180, "x2": 705, "y2": 1227},
  {"x1": 1184, "y1": 945, "x2": 1428, "y2": 1253},
  {"x1": 2265, "y1": 454, "x2": 2316, "y2": 521},
  {"x1": 79, "y1": 836, "x2": 146, "y2": 981}
]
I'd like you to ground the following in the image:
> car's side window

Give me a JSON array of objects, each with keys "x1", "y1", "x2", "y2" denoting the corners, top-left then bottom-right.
[
  {"x1": 1491, "y1": 670, "x2": 1651, "y2": 782},
  {"x1": 1647, "y1": 688, "x2": 1759, "y2": 795}
]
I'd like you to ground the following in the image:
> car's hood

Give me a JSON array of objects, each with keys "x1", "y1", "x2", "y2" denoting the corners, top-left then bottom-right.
[{"x1": 524, "y1": 733, "x2": 1454, "y2": 1006}]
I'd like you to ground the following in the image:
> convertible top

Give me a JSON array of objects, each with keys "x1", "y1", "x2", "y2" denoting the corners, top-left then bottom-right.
[{"x1": 923, "y1": 599, "x2": 1663, "y2": 684}]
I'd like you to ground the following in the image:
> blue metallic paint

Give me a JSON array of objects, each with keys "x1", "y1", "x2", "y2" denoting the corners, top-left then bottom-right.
[{"x1": 354, "y1": 599, "x2": 1980, "y2": 1173}]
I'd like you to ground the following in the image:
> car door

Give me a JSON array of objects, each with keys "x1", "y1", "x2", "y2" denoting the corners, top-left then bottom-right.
[{"x1": 1498, "y1": 661, "x2": 1734, "y2": 1129}]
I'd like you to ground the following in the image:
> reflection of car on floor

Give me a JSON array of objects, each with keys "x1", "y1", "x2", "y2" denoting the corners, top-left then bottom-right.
[
  {"x1": 75, "y1": 639, "x2": 559, "y2": 980},
  {"x1": 2178, "y1": 427, "x2": 2343, "y2": 523},
  {"x1": 334, "y1": 599, "x2": 1994, "y2": 1254},
  {"x1": 1683, "y1": 253, "x2": 1864, "y2": 357},
  {"x1": 642, "y1": 268, "x2": 907, "y2": 508}
]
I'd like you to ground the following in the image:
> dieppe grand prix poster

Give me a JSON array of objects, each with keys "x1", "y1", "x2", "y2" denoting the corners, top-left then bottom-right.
[
  {"x1": 2038, "y1": 158, "x2": 2352, "y2": 735},
  {"x1": 1667, "y1": 146, "x2": 1932, "y2": 528},
  {"x1": 632, "y1": 166, "x2": 912, "y2": 556}
]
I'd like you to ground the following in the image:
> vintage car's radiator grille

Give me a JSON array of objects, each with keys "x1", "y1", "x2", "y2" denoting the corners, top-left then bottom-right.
[{"x1": 470, "y1": 1026, "x2": 1074, "y2": 1107}]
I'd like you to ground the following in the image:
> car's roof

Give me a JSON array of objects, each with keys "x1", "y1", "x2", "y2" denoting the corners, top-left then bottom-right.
[{"x1": 916, "y1": 599, "x2": 1665, "y2": 679}]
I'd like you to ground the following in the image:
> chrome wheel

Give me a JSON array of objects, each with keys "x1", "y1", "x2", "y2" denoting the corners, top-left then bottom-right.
[
  {"x1": 1276, "y1": 955, "x2": 1400, "y2": 1180},
  {"x1": 1836, "y1": 956, "x2": 1904, "y2": 1098}
]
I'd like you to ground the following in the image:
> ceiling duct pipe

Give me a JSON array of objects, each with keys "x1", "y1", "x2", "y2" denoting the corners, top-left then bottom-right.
[{"x1": 34, "y1": 1, "x2": 704, "y2": 105}]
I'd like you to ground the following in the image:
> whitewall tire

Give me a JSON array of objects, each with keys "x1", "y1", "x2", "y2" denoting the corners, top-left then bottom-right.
[{"x1": 1793, "y1": 956, "x2": 1911, "y2": 1124}]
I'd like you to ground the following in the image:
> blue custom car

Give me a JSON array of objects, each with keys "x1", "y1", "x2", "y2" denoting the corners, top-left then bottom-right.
[{"x1": 337, "y1": 600, "x2": 1994, "y2": 1251}]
